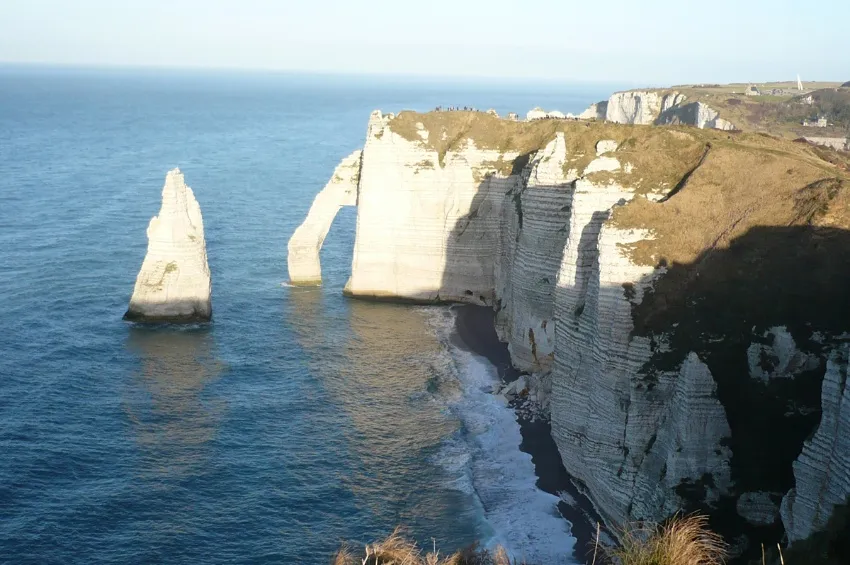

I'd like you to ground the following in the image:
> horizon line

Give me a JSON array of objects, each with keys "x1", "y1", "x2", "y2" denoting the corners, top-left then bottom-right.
[{"x1": 0, "y1": 60, "x2": 635, "y2": 86}]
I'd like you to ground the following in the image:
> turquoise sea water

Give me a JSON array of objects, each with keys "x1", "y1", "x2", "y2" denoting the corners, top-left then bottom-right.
[{"x1": 0, "y1": 67, "x2": 618, "y2": 564}]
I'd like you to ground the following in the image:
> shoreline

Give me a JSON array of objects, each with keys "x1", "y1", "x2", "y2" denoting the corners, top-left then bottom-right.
[{"x1": 452, "y1": 304, "x2": 603, "y2": 564}]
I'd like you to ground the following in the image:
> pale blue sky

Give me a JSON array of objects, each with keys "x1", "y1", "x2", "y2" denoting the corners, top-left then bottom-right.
[{"x1": 0, "y1": 0, "x2": 847, "y2": 84}]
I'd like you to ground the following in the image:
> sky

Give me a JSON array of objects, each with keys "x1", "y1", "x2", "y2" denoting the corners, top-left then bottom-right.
[{"x1": 0, "y1": 0, "x2": 847, "y2": 85}]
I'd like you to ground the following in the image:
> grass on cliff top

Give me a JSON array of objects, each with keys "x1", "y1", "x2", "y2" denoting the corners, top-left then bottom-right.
[
  {"x1": 611, "y1": 131, "x2": 850, "y2": 268},
  {"x1": 331, "y1": 515, "x2": 727, "y2": 565},
  {"x1": 388, "y1": 111, "x2": 711, "y2": 185},
  {"x1": 388, "y1": 110, "x2": 850, "y2": 271}
]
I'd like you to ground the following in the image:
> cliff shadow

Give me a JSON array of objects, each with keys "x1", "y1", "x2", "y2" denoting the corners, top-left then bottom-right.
[
  {"x1": 442, "y1": 177, "x2": 850, "y2": 558},
  {"x1": 437, "y1": 155, "x2": 600, "y2": 560},
  {"x1": 630, "y1": 224, "x2": 850, "y2": 556}
]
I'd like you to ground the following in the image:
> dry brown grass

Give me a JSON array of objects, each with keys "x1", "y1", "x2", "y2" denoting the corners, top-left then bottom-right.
[
  {"x1": 332, "y1": 515, "x2": 732, "y2": 565},
  {"x1": 331, "y1": 528, "x2": 515, "y2": 565},
  {"x1": 388, "y1": 111, "x2": 716, "y2": 182},
  {"x1": 611, "y1": 130, "x2": 850, "y2": 267},
  {"x1": 604, "y1": 514, "x2": 727, "y2": 565}
]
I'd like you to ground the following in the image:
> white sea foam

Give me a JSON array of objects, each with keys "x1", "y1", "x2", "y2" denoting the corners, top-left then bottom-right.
[{"x1": 421, "y1": 308, "x2": 578, "y2": 564}]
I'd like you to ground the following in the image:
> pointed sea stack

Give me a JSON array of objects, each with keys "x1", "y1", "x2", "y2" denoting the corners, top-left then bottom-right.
[{"x1": 124, "y1": 169, "x2": 212, "y2": 323}]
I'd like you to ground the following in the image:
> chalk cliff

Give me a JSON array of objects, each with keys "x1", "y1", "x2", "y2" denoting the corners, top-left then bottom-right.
[
  {"x1": 344, "y1": 111, "x2": 516, "y2": 302},
  {"x1": 289, "y1": 110, "x2": 850, "y2": 553},
  {"x1": 781, "y1": 344, "x2": 850, "y2": 542},
  {"x1": 582, "y1": 90, "x2": 735, "y2": 130},
  {"x1": 288, "y1": 150, "x2": 361, "y2": 285},
  {"x1": 125, "y1": 169, "x2": 211, "y2": 323}
]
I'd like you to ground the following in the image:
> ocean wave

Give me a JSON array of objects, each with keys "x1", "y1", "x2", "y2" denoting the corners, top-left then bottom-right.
[{"x1": 420, "y1": 308, "x2": 578, "y2": 564}]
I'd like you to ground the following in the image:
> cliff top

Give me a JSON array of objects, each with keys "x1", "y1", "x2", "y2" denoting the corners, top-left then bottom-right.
[{"x1": 387, "y1": 110, "x2": 850, "y2": 272}]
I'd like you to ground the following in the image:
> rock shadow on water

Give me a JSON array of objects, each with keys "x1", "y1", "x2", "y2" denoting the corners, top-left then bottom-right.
[
  {"x1": 123, "y1": 326, "x2": 225, "y2": 480},
  {"x1": 288, "y1": 287, "x2": 461, "y2": 502}
]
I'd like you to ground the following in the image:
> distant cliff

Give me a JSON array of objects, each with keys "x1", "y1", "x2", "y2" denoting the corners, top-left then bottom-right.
[
  {"x1": 581, "y1": 90, "x2": 736, "y2": 130},
  {"x1": 288, "y1": 110, "x2": 850, "y2": 557}
]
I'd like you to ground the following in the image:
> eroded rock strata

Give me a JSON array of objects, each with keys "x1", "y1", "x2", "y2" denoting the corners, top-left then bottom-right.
[
  {"x1": 289, "y1": 110, "x2": 850, "y2": 552},
  {"x1": 125, "y1": 169, "x2": 211, "y2": 323},
  {"x1": 581, "y1": 90, "x2": 736, "y2": 131}
]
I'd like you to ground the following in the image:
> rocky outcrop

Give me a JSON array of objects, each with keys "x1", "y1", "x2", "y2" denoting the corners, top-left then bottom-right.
[
  {"x1": 578, "y1": 101, "x2": 608, "y2": 120},
  {"x1": 288, "y1": 150, "x2": 361, "y2": 285},
  {"x1": 803, "y1": 137, "x2": 849, "y2": 151},
  {"x1": 344, "y1": 111, "x2": 516, "y2": 302},
  {"x1": 657, "y1": 101, "x2": 736, "y2": 131},
  {"x1": 580, "y1": 90, "x2": 735, "y2": 130},
  {"x1": 781, "y1": 345, "x2": 850, "y2": 541},
  {"x1": 605, "y1": 91, "x2": 671, "y2": 125},
  {"x1": 290, "y1": 110, "x2": 850, "y2": 552},
  {"x1": 125, "y1": 169, "x2": 211, "y2": 323}
]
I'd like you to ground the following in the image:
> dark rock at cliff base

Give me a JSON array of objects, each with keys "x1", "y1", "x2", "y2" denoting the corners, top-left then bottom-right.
[{"x1": 123, "y1": 303, "x2": 212, "y2": 324}]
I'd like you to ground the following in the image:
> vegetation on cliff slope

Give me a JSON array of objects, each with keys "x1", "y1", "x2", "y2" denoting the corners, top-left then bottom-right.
[
  {"x1": 663, "y1": 83, "x2": 850, "y2": 138},
  {"x1": 388, "y1": 111, "x2": 713, "y2": 190}
]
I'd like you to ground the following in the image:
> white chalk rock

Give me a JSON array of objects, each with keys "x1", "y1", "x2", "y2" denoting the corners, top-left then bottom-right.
[
  {"x1": 344, "y1": 111, "x2": 518, "y2": 303},
  {"x1": 605, "y1": 90, "x2": 736, "y2": 131},
  {"x1": 125, "y1": 169, "x2": 211, "y2": 323},
  {"x1": 781, "y1": 345, "x2": 850, "y2": 541},
  {"x1": 596, "y1": 140, "x2": 618, "y2": 155},
  {"x1": 578, "y1": 101, "x2": 608, "y2": 120},
  {"x1": 606, "y1": 91, "x2": 665, "y2": 125},
  {"x1": 737, "y1": 492, "x2": 780, "y2": 526},
  {"x1": 287, "y1": 150, "x2": 361, "y2": 285}
]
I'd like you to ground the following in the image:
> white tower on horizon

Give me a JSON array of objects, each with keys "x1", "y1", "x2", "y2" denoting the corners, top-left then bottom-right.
[{"x1": 798, "y1": 74, "x2": 804, "y2": 91}]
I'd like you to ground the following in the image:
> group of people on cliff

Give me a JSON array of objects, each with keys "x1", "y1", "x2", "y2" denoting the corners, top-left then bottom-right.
[{"x1": 434, "y1": 105, "x2": 481, "y2": 112}]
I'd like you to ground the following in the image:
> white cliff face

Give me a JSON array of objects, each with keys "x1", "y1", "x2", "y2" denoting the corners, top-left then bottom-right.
[
  {"x1": 544, "y1": 154, "x2": 733, "y2": 524},
  {"x1": 299, "y1": 118, "x2": 738, "y2": 525},
  {"x1": 578, "y1": 101, "x2": 608, "y2": 120},
  {"x1": 287, "y1": 150, "x2": 361, "y2": 285},
  {"x1": 657, "y1": 101, "x2": 736, "y2": 131},
  {"x1": 781, "y1": 345, "x2": 850, "y2": 541},
  {"x1": 495, "y1": 133, "x2": 575, "y2": 371},
  {"x1": 605, "y1": 91, "x2": 666, "y2": 125},
  {"x1": 290, "y1": 110, "x2": 850, "y2": 547},
  {"x1": 588, "y1": 90, "x2": 735, "y2": 130},
  {"x1": 345, "y1": 111, "x2": 517, "y2": 302},
  {"x1": 125, "y1": 169, "x2": 211, "y2": 323}
]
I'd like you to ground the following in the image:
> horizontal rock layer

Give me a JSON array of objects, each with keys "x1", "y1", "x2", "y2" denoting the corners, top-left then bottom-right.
[
  {"x1": 289, "y1": 110, "x2": 850, "y2": 549},
  {"x1": 125, "y1": 169, "x2": 211, "y2": 323}
]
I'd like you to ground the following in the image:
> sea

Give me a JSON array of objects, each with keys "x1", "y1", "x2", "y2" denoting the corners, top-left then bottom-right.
[{"x1": 0, "y1": 66, "x2": 621, "y2": 564}]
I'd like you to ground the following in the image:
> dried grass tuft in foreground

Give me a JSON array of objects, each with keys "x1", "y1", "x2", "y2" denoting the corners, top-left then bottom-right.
[
  {"x1": 330, "y1": 527, "x2": 515, "y2": 565},
  {"x1": 604, "y1": 514, "x2": 727, "y2": 565},
  {"x1": 332, "y1": 514, "x2": 727, "y2": 565}
]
